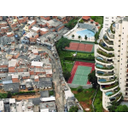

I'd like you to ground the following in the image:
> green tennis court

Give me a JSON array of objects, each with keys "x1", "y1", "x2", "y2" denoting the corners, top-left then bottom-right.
[{"x1": 72, "y1": 66, "x2": 92, "y2": 85}]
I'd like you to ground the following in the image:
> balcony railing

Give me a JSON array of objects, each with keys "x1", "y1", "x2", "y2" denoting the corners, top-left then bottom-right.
[{"x1": 97, "y1": 72, "x2": 114, "y2": 76}]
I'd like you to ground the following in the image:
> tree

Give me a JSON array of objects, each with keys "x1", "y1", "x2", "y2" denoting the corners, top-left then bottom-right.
[
  {"x1": 77, "y1": 86, "x2": 83, "y2": 92},
  {"x1": 78, "y1": 35, "x2": 81, "y2": 42},
  {"x1": 56, "y1": 37, "x2": 70, "y2": 53},
  {"x1": 107, "y1": 102, "x2": 120, "y2": 112},
  {"x1": 7, "y1": 91, "x2": 12, "y2": 98},
  {"x1": 72, "y1": 34, "x2": 75, "y2": 39},
  {"x1": 69, "y1": 106, "x2": 78, "y2": 112},
  {"x1": 115, "y1": 105, "x2": 128, "y2": 112},
  {"x1": 63, "y1": 71, "x2": 71, "y2": 82},
  {"x1": 85, "y1": 35, "x2": 87, "y2": 40},
  {"x1": 88, "y1": 70, "x2": 98, "y2": 89}
]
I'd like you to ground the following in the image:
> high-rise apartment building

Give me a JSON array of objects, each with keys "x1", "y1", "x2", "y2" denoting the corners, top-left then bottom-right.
[
  {"x1": 95, "y1": 16, "x2": 128, "y2": 110},
  {"x1": 103, "y1": 16, "x2": 117, "y2": 35}
]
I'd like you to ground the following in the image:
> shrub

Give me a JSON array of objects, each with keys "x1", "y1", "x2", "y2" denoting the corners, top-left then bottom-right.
[
  {"x1": 77, "y1": 86, "x2": 83, "y2": 92},
  {"x1": 69, "y1": 106, "x2": 78, "y2": 112}
]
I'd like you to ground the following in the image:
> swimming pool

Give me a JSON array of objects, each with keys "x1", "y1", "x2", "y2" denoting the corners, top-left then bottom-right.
[
  {"x1": 96, "y1": 64, "x2": 104, "y2": 68},
  {"x1": 99, "y1": 79, "x2": 106, "y2": 82},
  {"x1": 97, "y1": 56, "x2": 103, "y2": 60},
  {"x1": 106, "y1": 91, "x2": 113, "y2": 96},
  {"x1": 97, "y1": 71, "x2": 104, "y2": 74},
  {"x1": 76, "y1": 29, "x2": 95, "y2": 38}
]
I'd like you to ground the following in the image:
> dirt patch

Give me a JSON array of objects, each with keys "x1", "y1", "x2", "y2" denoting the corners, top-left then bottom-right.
[
  {"x1": 12, "y1": 94, "x2": 40, "y2": 100},
  {"x1": 72, "y1": 91, "x2": 78, "y2": 94},
  {"x1": 79, "y1": 99, "x2": 92, "y2": 112}
]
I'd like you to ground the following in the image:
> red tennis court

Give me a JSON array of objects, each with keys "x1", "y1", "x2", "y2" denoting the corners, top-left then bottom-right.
[
  {"x1": 65, "y1": 42, "x2": 93, "y2": 52},
  {"x1": 68, "y1": 61, "x2": 95, "y2": 85}
]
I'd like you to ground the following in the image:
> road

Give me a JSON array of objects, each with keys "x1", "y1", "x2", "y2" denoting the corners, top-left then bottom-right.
[{"x1": 34, "y1": 44, "x2": 64, "y2": 112}]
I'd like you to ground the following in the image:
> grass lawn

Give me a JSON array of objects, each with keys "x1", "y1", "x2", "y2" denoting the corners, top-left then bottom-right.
[
  {"x1": 71, "y1": 88, "x2": 95, "y2": 111},
  {"x1": 62, "y1": 61, "x2": 74, "y2": 73},
  {"x1": 59, "y1": 50, "x2": 94, "y2": 59},
  {"x1": 94, "y1": 89, "x2": 104, "y2": 112},
  {"x1": 91, "y1": 16, "x2": 103, "y2": 25}
]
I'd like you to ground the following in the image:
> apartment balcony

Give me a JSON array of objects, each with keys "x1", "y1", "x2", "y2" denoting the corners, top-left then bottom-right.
[
  {"x1": 99, "y1": 42, "x2": 114, "y2": 54},
  {"x1": 109, "y1": 93, "x2": 122, "y2": 103},
  {"x1": 98, "y1": 77, "x2": 116, "y2": 85},
  {"x1": 103, "y1": 35, "x2": 114, "y2": 47},
  {"x1": 106, "y1": 29, "x2": 114, "y2": 40},
  {"x1": 95, "y1": 57, "x2": 113, "y2": 66},
  {"x1": 97, "y1": 49, "x2": 114, "y2": 59},
  {"x1": 95, "y1": 66, "x2": 114, "y2": 73},
  {"x1": 105, "y1": 87, "x2": 120, "y2": 98},
  {"x1": 96, "y1": 72, "x2": 114, "y2": 78},
  {"x1": 110, "y1": 22, "x2": 115, "y2": 34},
  {"x1": 100, "y1": 82, "x2": 118, "y2": 92},
  {"x1": 95, "y1": 63, "x2": 114, "y2": 70}
]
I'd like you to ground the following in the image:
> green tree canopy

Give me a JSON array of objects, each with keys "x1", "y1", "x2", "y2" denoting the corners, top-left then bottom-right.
[
  {"x1": 69, "y1": 106, "x2": 78, "y2": 112},
  {"x1": 115, "y1": 105, "x2": 128, "y2": 112},
  {"x1": 63, "y1": 71, "x2": 71, "y2": 82},
  {"x1": 56, "y1": 37, "x2": 70, "y2": 53},
  {"x1": 77, "y1": 86, "x2": 83, "y2": 92},
  {"x1": 88, "y1": 70, "x2": 98, "y2": 89}
]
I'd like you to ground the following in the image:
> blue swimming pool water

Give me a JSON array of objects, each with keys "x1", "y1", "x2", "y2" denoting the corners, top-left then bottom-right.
[
  {"x1": 99, "y1": 79, "x2": 106, "y2": 82},
  {"x1": 106, "y1": 91, "x2": 113, "y2": 96},
  {"x1": 76, "y1": 29, "x2": 95, "y2": 38},
  {"x1": 97, "y1": 71, "x2": 104, "y2": 74},
  {"x1": 96, "y1": 64, "x2": 103, "y2": 68},
  {"x1": 97, "y1": 56, "x2": 103, "y2": 60}
]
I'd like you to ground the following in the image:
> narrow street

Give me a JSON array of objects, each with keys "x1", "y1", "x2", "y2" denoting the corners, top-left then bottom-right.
[{"x1": 34, "y1": 45, "x2": 64, "y2": 112}]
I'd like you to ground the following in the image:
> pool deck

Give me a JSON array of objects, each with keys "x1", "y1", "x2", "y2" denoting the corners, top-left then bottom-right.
[{"x1": 67, "y1": 28, "x2": 95, "y2": 42}]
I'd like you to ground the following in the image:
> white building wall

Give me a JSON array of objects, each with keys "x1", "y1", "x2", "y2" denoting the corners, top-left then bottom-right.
[{"x1": 118, "y1": 19, "x2": 128, "y2": 97}]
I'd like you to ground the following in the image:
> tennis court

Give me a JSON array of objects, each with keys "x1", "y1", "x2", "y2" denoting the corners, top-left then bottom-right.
[
  {"x1": 65, "y1": 42, "x2": 94, "y2": 53},
  {"x1": 68, "y1": 61, "x2": 95, "y2": 86},
  {"x1": 72, "y1": 66, "x2": 92, "y2": 85}
]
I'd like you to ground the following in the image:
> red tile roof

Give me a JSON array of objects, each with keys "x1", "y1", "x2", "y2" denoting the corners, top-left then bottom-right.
[
  {"x1": 95, "y1": 22, "x2": 99, "y2": 25},
  {"x1": 90, "y1": 19, "x2": 94, "y2": 22},
  {"x1": 82, "y1": 16, "x2": 90, "y2": 20}
]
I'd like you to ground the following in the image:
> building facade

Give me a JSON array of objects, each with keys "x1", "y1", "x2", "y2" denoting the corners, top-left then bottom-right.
[
  {"x1": 95, "y1": 17, "x2": 128, "y2": 110},
  {"x1": 103, "y1": 16, "x2": 117, "y2": 35}
]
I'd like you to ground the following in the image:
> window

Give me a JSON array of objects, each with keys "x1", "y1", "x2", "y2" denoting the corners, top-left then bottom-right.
[
  {"x1": 119, "y1": 34, "x2": 121, "y2": 37},
  {"x1": 118, "y1": 60, "x2": 120, "y2": 62},
  {"x1": 118, "y1": 55, "x2": 120, "y2": 57},
  {"x1": 118, "y1": 50, "x2": 120, "y2": 52},
  {"x1": 118, "y1": 45, "x2": 120, "y2": 47}
]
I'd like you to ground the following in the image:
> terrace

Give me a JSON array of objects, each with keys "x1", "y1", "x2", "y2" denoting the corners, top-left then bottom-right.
[
  {"x1": 97, "y1": 72, "x2": 114, "y2": 76},
  {"x1": 103, "y1": 34, "x2": 113, "y2": 45},
  {"x1": 97, "y1": 49, "x2": 114, "y2": 58},
  {"x1": 96, "y1": 56, "x2": 113, "y2": 64},
  {"x1": 109, "y1": 93, "x2": 122, "y2": 103},
  {"x1": 106, "y1": 29, "x2": 114, "y2": 39},
  {"x1": 106, "y1": 87, "x2": 120, "y2": 97},
  {"x1": 110, "y1": 22, "x2": 115, "y2": 34},
  {"x1": 101, "y1": 82, "x2": 118, "y2": 90},
  {"x1": 98, "y1": 76, "x2": 116, "y2": 83},
  {"x1": 96, "y1": 63, "x2": 114, "y2": 70},
  {"x1": 99, "y1": 40, "x2": 114, "y2": 51}
]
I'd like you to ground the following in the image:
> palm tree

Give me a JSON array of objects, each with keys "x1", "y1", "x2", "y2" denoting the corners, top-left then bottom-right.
[
  {"x1": 78, "y1": 35, "x2": 81, "y2": 42},
  {"x1": 85, "y1": 35, "x2": 87, "y2": 40},
  {"x1": 72, "y1": 34, "x2": 75, "y2": 39}
]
